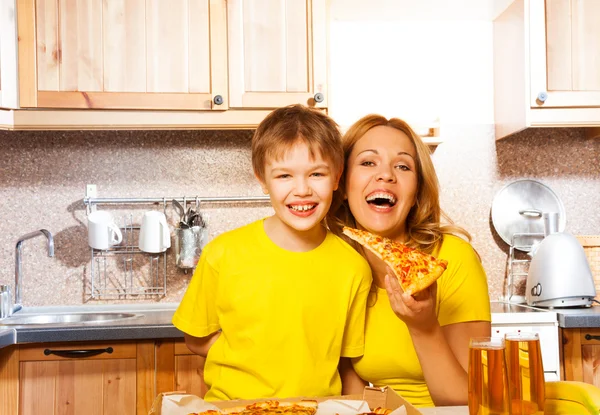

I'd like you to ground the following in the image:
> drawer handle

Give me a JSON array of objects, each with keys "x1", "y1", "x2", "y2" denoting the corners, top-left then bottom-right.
[
  {"x1": 44, "y1": 346, "x2": 114, "y2": 358},
  {"x1": 584, "y1": 334, "x2": 600, "y2": 341}
]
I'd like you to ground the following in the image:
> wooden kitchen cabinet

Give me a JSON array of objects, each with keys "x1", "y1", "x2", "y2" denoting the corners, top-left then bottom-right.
[
  {"x1": 493, "y1": 0, "x2": 600, "y2": 140},
  {"x1": 0, "y1": 340, "x2": 155, "y2": 415},
  {"x1": 156, "y1": 338, "x2": 208, "y2": 398},
  {"x1": 5, "y1": 0, "x2": 328, "y2": 129},
  {"x1": 226, "y1": 0, "x2": 328, "y2": 109},
  {"x1": 0, "y1": 0, "x2": 18, "y2": 109},
  {"x1": 561, "y1": 328, "x2": 600, "y2": 386},
  {"x1": 17, "y1": 0, "x2": 227, "y2": 110}
]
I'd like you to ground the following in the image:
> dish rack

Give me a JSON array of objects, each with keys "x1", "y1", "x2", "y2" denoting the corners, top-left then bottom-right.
[
  {"x1": 84, "y1": 192, "x2": 270, "y2": 299},
  {"x1": 89, "y1": 212, "x2": 168, "y2": 299}
]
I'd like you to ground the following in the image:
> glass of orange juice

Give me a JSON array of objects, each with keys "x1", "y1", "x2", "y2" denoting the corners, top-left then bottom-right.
[
  {"x1": 505, "y1": 332, "x2": 545, "y2": 415},
  {"x1": 468, "y1": 337, "x2": 511, "y2": 415}
]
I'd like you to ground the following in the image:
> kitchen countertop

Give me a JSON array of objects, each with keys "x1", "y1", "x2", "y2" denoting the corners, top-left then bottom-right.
[
  {"x1": 0, "y1": 300, "x2": 599, "y2": 350},
  {"x1": 0, "y1": 303, "x2": 181, "y2": 347}
]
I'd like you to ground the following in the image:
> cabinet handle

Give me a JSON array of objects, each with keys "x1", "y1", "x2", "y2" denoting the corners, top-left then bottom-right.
[
  {"x1": 213, "y1": 95, "x2": 224, "y2": 106},
  {"x1": 584, "y1": 334, "x2": 600, "y2": 341},
  {"x1": 314, "y1": 93, "x2": 324, "y2": 103},
  {"x1": 44, "y1": 346, "x2": 114, "y2": 358},
  {"x1": 536, "y1": 91, "x2": 548, "y2": 104}
]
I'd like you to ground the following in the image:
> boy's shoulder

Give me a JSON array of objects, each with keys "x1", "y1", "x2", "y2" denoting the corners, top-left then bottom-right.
[
  {"x1": 205, "y1": 219, "x2": 263, "y2": 254},
  {"x1": 324, "y1": 231, "x2": 370, "y2": 266}
]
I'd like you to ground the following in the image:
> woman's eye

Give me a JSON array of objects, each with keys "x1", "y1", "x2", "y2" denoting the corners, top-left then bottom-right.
[
  {"x1": 360, "y1": 161, "x2": 375, "y2": 167},
  {"x1": 395, "y1": 164, "x2": 411, "y2": 171}
]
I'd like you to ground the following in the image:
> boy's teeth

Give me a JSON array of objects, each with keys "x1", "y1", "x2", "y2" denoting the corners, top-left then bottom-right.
[{"x1": 290, "y1": 204, "x2": 315, "y2": 211}]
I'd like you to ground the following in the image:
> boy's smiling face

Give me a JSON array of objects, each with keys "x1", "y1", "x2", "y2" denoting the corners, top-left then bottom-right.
[{"x1": 258, "y1": 141, "x2": 340, "y2": 236}]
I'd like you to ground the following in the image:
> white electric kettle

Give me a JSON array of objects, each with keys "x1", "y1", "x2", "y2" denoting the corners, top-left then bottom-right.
[{"x1": 526, "y1": 213, "x2": 596, "y2": 308}]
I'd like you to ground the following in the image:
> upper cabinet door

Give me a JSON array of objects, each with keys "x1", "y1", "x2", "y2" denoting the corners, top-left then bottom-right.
[
  {"x1": 530, "y1": 0, "x2": 600, "y2": 108},
  {"x1": 227, "y1": 0, "x2": 327, "y2": 109},
  {"x1": 0, "y1": 0, "x2": 18, "y2": 109},
  {"x1": 17, "y1": 0, "x2": 228, "y2": 110}
]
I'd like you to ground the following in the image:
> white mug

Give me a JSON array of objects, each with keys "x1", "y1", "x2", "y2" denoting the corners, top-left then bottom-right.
[
  {"x1": 88, "y1": 211, "x2": 123, "y2": 250},
  {"x1": 139, "y1": 211, "x2": 171, "y2": 253}
]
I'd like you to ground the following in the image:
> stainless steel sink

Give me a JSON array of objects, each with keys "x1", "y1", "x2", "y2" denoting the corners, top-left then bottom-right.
[{"x1": 0, "y1": 312, "x2": 140, "y2": 325}]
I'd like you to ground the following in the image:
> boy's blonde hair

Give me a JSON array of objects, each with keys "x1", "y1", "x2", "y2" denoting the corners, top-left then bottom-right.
[{"x1": 252, "y1": 105, "x2": 344, "y2": 182}]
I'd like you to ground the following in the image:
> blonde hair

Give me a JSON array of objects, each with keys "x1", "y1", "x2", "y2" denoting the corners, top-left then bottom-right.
[
  {"x1": 331, "y1": 114, "x2": 471, "y2": 254},
  {"x1": 252, "y1": 105, "x2": 345, "y2": 229}
]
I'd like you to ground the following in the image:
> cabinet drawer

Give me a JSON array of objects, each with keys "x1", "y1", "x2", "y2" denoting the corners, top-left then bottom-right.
[{"x1": 19, "y1": 341, "x2": 137, "y2": 361}]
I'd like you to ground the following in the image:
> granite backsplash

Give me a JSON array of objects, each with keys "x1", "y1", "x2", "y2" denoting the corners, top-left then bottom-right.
[{"x1": 0, "y1": 126, "x2": 598, "y2": 306}]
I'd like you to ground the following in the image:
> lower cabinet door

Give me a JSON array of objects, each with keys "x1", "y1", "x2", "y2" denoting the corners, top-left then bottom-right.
[{"x1": 19, "y1": 342, "x2": 138, "y2": 415}]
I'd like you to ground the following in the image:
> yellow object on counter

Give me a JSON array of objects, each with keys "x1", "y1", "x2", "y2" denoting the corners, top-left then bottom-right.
[
  {"x1": 544, "y1": 398, "x2": 592, "y2": 415},
  {"x1": 546, "y1": 381, "x2": 600, "y2": 415}
]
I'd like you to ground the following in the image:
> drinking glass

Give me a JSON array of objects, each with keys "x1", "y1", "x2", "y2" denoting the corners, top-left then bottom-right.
[
  {"x1": 468, "y1": 337, "x2": 511, "y2": 415},
  {"x1": 505, "y1": 332, "x2": 545, "y2": 415}
]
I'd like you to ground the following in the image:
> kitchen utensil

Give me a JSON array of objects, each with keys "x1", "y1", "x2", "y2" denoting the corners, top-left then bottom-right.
[
  {"x1": 174, "y1": 226, "x2": 207, "y2": 269},
  {"x1": 139, "y1": 211, "x2": 171, "y2": 253},
  {"x1": 491, "y1": 179, "x2": 566, "y2": 252},
  {"x1": 172, "y1": 199, "x2": 188, "y2": 227},
  {"x1": 525, "y1": 214, "x2": 596, "y2": 308},
  {"x1": 88, "y1": 211, "x2": 123, "y2": 250},
  {"x1": 468, "y1": 337, "x2": 510, "y2": 415},
  {"x1": 0, "y1": 285, "x2": 12, "y2": 319},
  {"x1": 505, "y1": 332, "x2": 545, "y2": 415}
]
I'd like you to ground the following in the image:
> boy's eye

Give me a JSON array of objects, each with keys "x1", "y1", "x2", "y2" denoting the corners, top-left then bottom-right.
[
  {"x1": 311, "y1": 172, "x2": 326, "y2": 177},
  {"x1": 276, "y1": 174, "x2": 291, "y2": 179}
]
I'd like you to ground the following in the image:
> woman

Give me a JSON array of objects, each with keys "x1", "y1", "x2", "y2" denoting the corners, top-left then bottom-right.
[{"x1": 332, "y1": 115, "x2": 491, "y2": 407}]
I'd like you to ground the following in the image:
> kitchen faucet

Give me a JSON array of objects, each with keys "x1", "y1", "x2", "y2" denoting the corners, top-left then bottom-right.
[{"x1": 12, "y1": 229, "x2": 54, "y2": 314}]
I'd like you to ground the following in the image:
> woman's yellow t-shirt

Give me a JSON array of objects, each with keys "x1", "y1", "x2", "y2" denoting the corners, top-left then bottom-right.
[
  {"x1": 172, "y1": 219, "x2": 372, "y2": 401},
  {"x1": 351, "y1": 234, "x2": 491, "y2": 407}
]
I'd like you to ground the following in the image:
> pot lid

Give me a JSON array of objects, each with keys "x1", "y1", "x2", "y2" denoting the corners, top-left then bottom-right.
[{"x1": 491, "y1": 179, "x2": 566, "y2": 251}]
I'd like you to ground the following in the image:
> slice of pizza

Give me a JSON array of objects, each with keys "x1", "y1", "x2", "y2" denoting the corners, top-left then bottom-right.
[
  {"x1": 342, "y1": 226, "x2": 448, "y2": 295},
  {"x1": 191, "y1": 400, "x2": 319, "y2": 415}
]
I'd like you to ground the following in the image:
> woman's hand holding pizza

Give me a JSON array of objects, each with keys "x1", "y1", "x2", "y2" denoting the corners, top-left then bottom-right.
[{"x1": 384, "y1": 272, "x2": 438, "y2": 333}]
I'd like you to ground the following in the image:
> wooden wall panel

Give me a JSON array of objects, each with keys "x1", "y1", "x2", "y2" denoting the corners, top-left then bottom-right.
[
  {"x1": 285, "y1": 0, "x2": 307, "y2": 92},
  {"x1": 175, "y1": 355, "x2": 208, "y2": 398},
  {"x1": 571, "y1": 0, "x2": 600, "y2": 91},
  {"x1": 146, "y1": 0, "x2": 188, "y2": 93},
  {"x1": 35, "y1": 0, "x2": 59, "y2": 91},
  {"x1": 103, "y1": 0, "x2": 146, "y2": 92},
  {"x1": 20, "y1": 361, "x2": 58, "y2": 415},
  {"x1": 243, "y1": 0, "x2": 285, "y2": 92},
  {"x1": 545, "y1": 0, "x2": 571, "y2": 91},
  {"x1": 188, "y1": 0, "x2": 211, "y2": 93},
  {"x1": 103, "y1": 359, "x2": 137, "y2": 414},
  {"x1": 58, "y1": 0, "x2": 103, "y2": 91}
]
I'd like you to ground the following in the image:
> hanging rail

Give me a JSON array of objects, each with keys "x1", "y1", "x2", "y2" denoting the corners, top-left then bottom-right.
[{"x1": 84, "y1": 195, "x2": 270, "y2": 207}]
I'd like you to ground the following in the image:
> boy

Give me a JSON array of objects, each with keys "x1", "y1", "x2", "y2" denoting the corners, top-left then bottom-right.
[{"x1": 172, "y1": 104, "x2": 372, "y2": 401}]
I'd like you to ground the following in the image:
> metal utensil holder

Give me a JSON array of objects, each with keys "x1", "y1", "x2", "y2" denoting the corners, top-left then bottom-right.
[
  {"x1": 506, "y1": 232, "x2": 545, "y2": 302},
  {"x1": 90, "y1": 213, "x2": 168, "y2": 299}
]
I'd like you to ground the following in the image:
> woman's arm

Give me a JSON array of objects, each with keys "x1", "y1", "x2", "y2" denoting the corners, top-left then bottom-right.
[
  {"x1": 410, "y1": 319, "x2": 490, "y2": 406},
  {"x1": 384, "y1": 275, "x2": 490, "y2": 406},
  {"x1": 184, "y1": 331, "x2": 221, "y2": 358},
  {"x1": 339, "y1": 357, "x2": 368, "y2": 395}
]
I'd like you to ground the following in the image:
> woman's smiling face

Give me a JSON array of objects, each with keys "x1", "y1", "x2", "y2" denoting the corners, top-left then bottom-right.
[{"x1": 345, "y1": 125, "x2": 418, "y2": 240}]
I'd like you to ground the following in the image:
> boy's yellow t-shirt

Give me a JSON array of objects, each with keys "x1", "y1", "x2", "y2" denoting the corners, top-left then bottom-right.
[
  {"x1": 172, "y1": 219, "x2": 372, "y2": 401},
  {"x1": 352, "y1": 234, "x2": 491, "y2": 407}
]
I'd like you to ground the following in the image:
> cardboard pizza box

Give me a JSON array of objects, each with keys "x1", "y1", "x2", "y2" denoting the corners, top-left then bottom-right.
[{"x1": 149, "y1": 386, "x2": 423, "y2": 415}]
